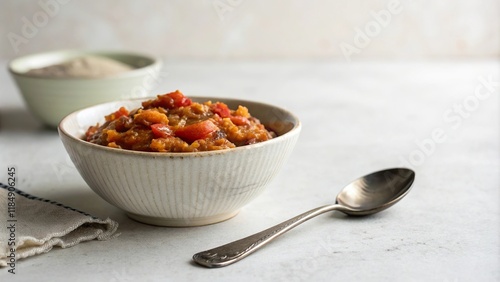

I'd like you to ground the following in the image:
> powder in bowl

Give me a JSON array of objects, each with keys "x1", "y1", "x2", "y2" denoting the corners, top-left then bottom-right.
[{"x1": 25, "y1": 55, "x2": 133, "y2": 78}]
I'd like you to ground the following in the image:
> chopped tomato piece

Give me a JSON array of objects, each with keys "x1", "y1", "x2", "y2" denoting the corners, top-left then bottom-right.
[
  {"x1": 175, "y1": 120, "x2": 218, "y2": 143},
  {"x1": 230, "y1": 116, "x2": 249, "y2": 126},
  {"x1": 168, "y1": 90, "x2": 192, "y2": 107},
  {"x1": 142, "y1": 90, "x2": 192, "y2": 109},
  {"x1": 212, "y1": 102, "x2": 231, "y2": 118},
  {"x1": 213, "y1": 103, "x2": 249, "y2": 125},
  {"x1": 151, "y1": 124, "x2": 173, "y2": 138},
  {"x1": 105, "y1": 107, "x2": 129, "y2": 122}
]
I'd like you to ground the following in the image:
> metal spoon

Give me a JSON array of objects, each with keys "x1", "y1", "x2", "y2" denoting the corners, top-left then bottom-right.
[{"x1": 192, "y1": 168, "x2": 415, "y2": 268}]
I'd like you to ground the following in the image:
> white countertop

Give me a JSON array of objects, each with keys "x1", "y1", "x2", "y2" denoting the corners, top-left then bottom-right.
[{"x1": 0, "y1": 59, "x2": 498, "y2": 281}]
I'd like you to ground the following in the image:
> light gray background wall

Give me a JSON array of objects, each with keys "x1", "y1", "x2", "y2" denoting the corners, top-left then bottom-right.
[{"x1": 1, "y1": 0, "x2": 499, "y2": 60}]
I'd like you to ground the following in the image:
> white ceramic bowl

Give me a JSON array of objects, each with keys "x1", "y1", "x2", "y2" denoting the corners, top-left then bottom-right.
[
  {"x1": 58, "y1": 97, "x2": 301, "y2": 226},
  {"x1": 9, "y1": 50, "x2": 162, "y2": 127}
]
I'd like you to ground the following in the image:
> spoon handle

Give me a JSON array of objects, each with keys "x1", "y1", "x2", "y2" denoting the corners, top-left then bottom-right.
[{"x1": 192, "y1": 204, "x2": 341, "y2": 268}]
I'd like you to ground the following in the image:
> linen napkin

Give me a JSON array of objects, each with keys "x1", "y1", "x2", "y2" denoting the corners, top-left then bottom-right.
[{"x1": 0, "y1": 183, "x2": 119, "y2": 267}]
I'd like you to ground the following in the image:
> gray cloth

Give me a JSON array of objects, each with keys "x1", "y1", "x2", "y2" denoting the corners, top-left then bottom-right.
[{"x1": 0, "y1": 184, "x2": 119, "y2": 267}]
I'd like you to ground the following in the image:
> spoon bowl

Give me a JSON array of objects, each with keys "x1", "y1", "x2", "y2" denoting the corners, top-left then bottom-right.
[
  {"x1": 336, "y1": 168, "x2": 415, "y2": 215},
  {"x1": 193, "y1": 167, "x2": 415, "y2": 268}
]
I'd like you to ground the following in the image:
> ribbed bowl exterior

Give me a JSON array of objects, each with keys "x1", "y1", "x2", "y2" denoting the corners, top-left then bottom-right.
[{"x1": 59, "y1": 98, "x2": 301, "y2": 226}]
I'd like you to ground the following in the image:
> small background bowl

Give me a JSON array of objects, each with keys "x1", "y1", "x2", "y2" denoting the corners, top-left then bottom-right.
[
  {"x1": 59, "y1": 97, "x2": 301, "y2": 227},
  {"x1": 9, "y1": 50, "x2": 162, "y2": 127}
]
